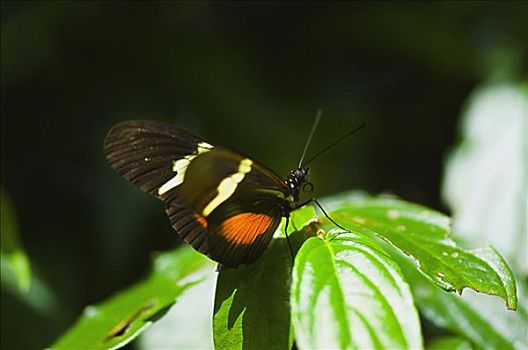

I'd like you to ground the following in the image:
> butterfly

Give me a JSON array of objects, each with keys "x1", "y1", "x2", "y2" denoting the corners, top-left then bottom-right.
[{"x1": 104, "y1": 116, "x2": 364, "y2": 268}]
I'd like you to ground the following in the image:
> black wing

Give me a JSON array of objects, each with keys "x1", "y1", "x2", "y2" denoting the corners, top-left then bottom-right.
[{"x1": 104, "y1": 120, "x2": 207, "y2": 196}]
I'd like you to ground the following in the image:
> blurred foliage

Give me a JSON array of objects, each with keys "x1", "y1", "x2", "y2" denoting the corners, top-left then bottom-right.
[
  {"x1": 436, "y1": 80, "x2": 528, "y2": 350},
  {"x1": 52, "y1": 247, "x2": 213, "y2": 350},
  {"x1": 1, "y1": 188, "x2": 31, "y2": 293},
  {"x1": 138, "y1": 265, "x2": 217, "y2": 349},
  {"x1": 1, "y1": 1, "x2": 527, "y2": 349},
  {"x1": 442, "y1": 82, "x2": 528, "y2": 274}
]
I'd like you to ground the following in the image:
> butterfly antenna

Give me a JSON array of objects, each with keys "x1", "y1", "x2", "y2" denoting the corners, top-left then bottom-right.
[
  {"x1": 303, "y1": 122, "x2": 366, "y2": 167},
  {"x1": 298, "y1": 109, "x2": 322, "y2": 168}
]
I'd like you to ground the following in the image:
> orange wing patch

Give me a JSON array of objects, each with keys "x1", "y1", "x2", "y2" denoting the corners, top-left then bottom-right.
[
  {"x1": 193, "y1": 213, "x2": 208, "y2": 229},
  {"x1": 221, "y1": 213, "x2": 274, "y2": 244}
]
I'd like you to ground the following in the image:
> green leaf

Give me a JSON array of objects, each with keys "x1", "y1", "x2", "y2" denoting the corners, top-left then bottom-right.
[
  {"x1": 1, "y1": 189, "x2": 31, "y2": 293},
  {"x1": 402, "y1": 257, "x2": 527, "y2": 350},
  {"x1": 291, "y1": 226, "x2": 422, "y2": 349},
  {"x1": 213, "y1": 205, "x2": 315, "y2": 350},
  {"x1": 427, "y1": 336, "x2": 473, "y2": 350},
  {"x1": 213, "y1": 237, "x2": 292, "y2": 350},
  {"x1": 289, "y1": 204, "x2": 319, "y2": 233},
  {"x1": 442, "y1": 82, "x2": 528, "y2": 274},
  {"x1": 323, "y1": 193, "x2": 517, "y2": 310},
  {"x1": 51, "y1": 247, "x2": 214, "y2": 350}
]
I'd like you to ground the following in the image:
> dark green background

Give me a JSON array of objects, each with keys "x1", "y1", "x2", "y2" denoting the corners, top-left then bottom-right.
[{"x1": 1, "y1": 1, "x2": 526, "y2": 349}]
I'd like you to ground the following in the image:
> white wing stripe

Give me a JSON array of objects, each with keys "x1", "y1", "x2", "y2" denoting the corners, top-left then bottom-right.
[
  {"x1": 158, "y1": 142, "x2": 213, "y2": 195},
  {"x1": 202, "y1": 159, "x2": 253, "y2": 217}
]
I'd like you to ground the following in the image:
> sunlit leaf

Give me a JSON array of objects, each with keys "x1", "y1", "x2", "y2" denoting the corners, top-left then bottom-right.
[
  {"x1": 323, "y1": 193, "x2": 517, "y2": 310},
  {"x1": 51, "y1": 247, "x2": 214, "y2": 350},
  {"x1": 291, "y1": 226, "x2": 422, "y2": 349}
]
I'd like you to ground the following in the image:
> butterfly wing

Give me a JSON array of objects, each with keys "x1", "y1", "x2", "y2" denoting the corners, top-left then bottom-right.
[
  {"x1": 165, "y1": 189, "x2": 284, "y2": 267},
  {"x1": 104, "y1": 120, "x2": 214, "y2": 195},
  {"x1": 104, "y1": 120, "x2": 289, "y2": 267}
]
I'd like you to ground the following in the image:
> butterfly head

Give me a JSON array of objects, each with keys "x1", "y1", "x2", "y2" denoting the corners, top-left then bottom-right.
[{"x1": 286, "y1": 167, "x2": 311, "y2": 203}]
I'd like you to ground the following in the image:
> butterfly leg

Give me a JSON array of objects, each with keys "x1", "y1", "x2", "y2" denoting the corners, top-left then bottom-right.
[
  {"x1": 294, "y1": 198, "x2": 350, "y2": 233},
  {"x1": 312, "y1": 198, "x2": 350, "y2": 232},
  {"x1": 284, "y1": 215, "x2": 295, "y2": 265}
]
